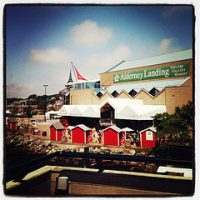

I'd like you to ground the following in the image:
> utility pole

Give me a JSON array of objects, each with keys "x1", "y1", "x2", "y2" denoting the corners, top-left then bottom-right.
[{"x1": 43, "y1": 84, "x2": 48, "y2": 122}]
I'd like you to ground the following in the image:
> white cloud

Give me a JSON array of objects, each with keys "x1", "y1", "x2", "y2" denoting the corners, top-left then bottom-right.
[
  {"x1": 81, "y1": 44, "x2": 132, "y2": 79},
  {"x1": 70, "y1": 20, "x2": 112, "y2": 47},
  {"x1": 29, "y1": 48, "x2": 73, "y2": 65},
  {"x1": 157, "y1": 38, "x2": 173, "y2": 52}
]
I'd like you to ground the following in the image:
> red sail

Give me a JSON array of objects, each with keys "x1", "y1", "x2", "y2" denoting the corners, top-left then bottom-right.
[{"x1": 72, "y1": 63, "x2": 87, "y2": 81}]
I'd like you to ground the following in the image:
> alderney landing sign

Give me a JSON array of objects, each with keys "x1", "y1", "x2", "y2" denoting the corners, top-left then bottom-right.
[{"x1": 113, "y1": 64, "x2": 189, "y2": 83}]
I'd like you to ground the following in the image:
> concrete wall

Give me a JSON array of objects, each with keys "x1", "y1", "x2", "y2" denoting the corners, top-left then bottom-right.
[
  {"x1": 134, "y1": 89, "x2": 166, "y2": 105},
  {"x1": 70, "y1": 89, "x2": 99, "y2": 105}
]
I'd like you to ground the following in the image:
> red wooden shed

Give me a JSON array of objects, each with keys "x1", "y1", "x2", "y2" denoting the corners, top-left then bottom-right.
[
  {"x1": 7, "y1": 117, "x2": 18, "y2": 131},
  {"x1": 103, "y1": 126, "x2": 124, "y2": 146},
  {"x1": 140, "y1": 127, "x2": 156, "y2": 148},
  {"x1": 71, "y1": 124, "x2": 92, "y2": 144},
  {"x1": 50, "y1": 122, "x2": 65, "y2": 141}
]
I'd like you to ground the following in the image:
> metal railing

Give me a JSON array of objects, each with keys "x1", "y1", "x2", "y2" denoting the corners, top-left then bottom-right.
[{"x1": 5, "y1": 151, "x2": 193, "y2": 182}]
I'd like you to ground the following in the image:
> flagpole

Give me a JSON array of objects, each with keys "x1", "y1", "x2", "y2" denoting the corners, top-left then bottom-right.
[{"x1": 71, "y1": 61, "x2": 78, "y2": 82}]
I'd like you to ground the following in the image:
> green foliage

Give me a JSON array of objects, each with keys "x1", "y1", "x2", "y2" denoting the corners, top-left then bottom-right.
[
  {"x1": 6, "y1": 98, "x2": 22, "y2": 105},
  {"x1": 154, "y1": 101, "x2": 193, "y2": 146}
]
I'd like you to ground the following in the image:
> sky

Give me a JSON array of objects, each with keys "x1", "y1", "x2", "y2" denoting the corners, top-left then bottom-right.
[{"x1": 5, "y1": 5, "x2": 193, "y2": 98}]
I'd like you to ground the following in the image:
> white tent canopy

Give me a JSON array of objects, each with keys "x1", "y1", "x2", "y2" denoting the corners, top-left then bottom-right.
[
  {"x1": 58, "y1": 98, "x2": 166, "y2": 120},
  {"x1": 58, "y1": 105, "x2": 74, "y2": 116},
  {"x1": 121, "y1": 127, "x2": 134, "y2": 132},
  {"x1": 58, "y1": 105, "x2": 100, "y2": 118},
  {"x1": 101, "y1": 98, "x2": 166, "y2": 120}
]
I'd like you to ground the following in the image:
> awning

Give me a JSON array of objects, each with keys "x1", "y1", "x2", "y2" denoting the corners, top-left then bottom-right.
[
  {"x1": 101, "y1": 98, "x2": 166, "y2": 120},
  {"x1": 58, "y1": 105, "x2": 100, "y2": 118},
  {"x1": 116, "y1": 104, "x2": 166, "y2": 120},
  {"x1": 58, "y1": 98, "x2": 166, "y2": 120}
]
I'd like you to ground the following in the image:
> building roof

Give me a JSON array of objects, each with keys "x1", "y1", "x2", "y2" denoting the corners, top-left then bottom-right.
[
  {"x1": 51, "y1": 122, "x2": 64, "y2": 130},
  {"x1": 66, "y1": 125, "x2": 74, "y2": 130},
  {"x1": 58, "y1": 105, "x2": 100, "y2": 118},
  {"x1": 121, "y1": 127, "x2": 134, "y2": 132},
  {"x1": 58, "y1": 99, "x2": 166, "y2": 121},
  {"x1": 101, "y1": 98, "x2": 166, "y2": 120},
  {"x1": 103, "y1": 125, "x2": 122, "y2": 133},
  {"x1": 105, "y1": 77, "x2": 190, "y2": 94},
  {"x1": 8, "y1": 117, "x2": 18, "y2": 123},
  {"x1": 58, "y1": 105, "x2": 74, "y2": 116},
  {"x1": 73, "y1": 124, "x2": 91, "y2": 131},
  {"x1": 140, "y1": 127, "x2": 157, "y2": 133},
  {"x1": 107, "y1": 49, "x2": 192, "y2": 72}
]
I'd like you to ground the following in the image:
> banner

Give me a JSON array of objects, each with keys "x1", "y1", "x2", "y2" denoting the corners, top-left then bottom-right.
[{"x1": 113, "y1": 64, "x2": 189, "y2": 83}]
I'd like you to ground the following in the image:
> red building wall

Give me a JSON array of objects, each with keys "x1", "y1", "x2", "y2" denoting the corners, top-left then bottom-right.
[
  {"x1": 140, "y1": 130, "x2": 156, "y2": 148},
  {"x1": 7, "y1": 119, "x2": 17, "y2": 131},
  {"x1": 72, "y1": 127, "x2": 85, "y2": 144},
  {"x1": 50, "y1": 126, "x2": 57, "y2": 141},
  {"x1": 57, "y1": 130, "x2": 63, "y2": 141},
  {"x1": 103, "y1": 129, "x2": 119, "y2": 146},
  {"x1": 11, "y1": 122, "x2": 17, "y2": 131}
]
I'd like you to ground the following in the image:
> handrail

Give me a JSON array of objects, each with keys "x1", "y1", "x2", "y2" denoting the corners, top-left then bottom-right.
[
  {"x1": 58, "y1": 151, "x2": 193, "y2": 167},
  {"x1": 6, "y1": 151, "x2": 193, "y2": 181},
  {"x1": 5, "y1": 152, "x2": 59, "y2": 181}
]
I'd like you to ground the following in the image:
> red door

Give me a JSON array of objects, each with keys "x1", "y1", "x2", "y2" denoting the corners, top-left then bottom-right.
[
  {"x1": 72, "y1": 128, "x2": 85, "y2": 144},
  {"x1": 12, "y1": 122, "x2": 17, "y2": 131},
  {"x1": 57, "y1": 130, "x2": 63, "y2": 141},
  {"x1": 50, "y1": 127, "x2": 57, "y2": 141},
  {"x1": 104, "y1": 129, "x2": 118, "y2": 146}
]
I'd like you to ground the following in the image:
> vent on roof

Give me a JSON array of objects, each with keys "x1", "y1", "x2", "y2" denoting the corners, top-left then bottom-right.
[
  {"x1": 129, "y1": 89, "x2": 137, "y2": 97},
  {"x1": 111, "y1": 90, "x2": 119, "y2": 97},
  {"x1": 96, "y1": 91, "x2": 103, "y2": 98},
  {"x1": 149, "y1": 88, "x2": 160, "y2": 96}
]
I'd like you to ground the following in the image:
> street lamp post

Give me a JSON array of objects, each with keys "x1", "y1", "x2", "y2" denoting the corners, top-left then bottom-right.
[{"x1": 43, "y1": 84, "x2": 48, "y2": 122}]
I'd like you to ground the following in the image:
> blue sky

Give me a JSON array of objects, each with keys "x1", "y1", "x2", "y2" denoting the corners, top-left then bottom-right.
[{"x1": 5, "y1": 5, "x2": 193, "y2": 98}]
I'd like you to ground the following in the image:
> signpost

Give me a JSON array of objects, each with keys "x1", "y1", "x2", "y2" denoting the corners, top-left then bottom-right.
[{"x1": 113, "y1": 64, "x2": 189, "y2": 83}]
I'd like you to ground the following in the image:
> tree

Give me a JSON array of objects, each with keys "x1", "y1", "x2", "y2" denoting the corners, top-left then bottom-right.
[
  {"x1": 154, "y1": 101, "x2": 193, "y2": 146},
  {"x1": 28, "y1": 94, "x2": 37, "y2": 99}
]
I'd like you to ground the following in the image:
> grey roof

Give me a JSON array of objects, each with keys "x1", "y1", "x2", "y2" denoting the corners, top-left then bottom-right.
[
  {"x1": 51, "y1": 122, "x2": 64, "y2": 130},
  {"x1": 9, "y1": 117, "x2": 18, "y2": 123},
  {"x1": 107, "y1": 49, "x2": 192, "y2": 72},
  {"x1": 121, "y1": 127, "x2": 134, "y2": 132},
  {"x1": 73, "y1": 124, "x2": 91, "y2": 131},
  {"x1": 66, "y1": 125, "x2": 74, "y2": 130},
  {"x1": 140, "y1": 127, "x2": 157, "y2": 133},
  {"x1": 103, "y1": 125, "x2": 122, "y2": 133}
]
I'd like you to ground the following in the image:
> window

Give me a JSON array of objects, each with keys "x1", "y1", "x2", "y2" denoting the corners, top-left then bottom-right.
[
  {"x1": 111, "y1": 90, "x2": 119, "y2": 97},
  {"x1": 149, "y1": 88, "x2": 160, "y2": 96},
  {"x1": 97, "y1": 92, "x2": 103, "y2": 98},
  {"x1": 129, "y1": 89, "x2": 137, "y2": 97}
]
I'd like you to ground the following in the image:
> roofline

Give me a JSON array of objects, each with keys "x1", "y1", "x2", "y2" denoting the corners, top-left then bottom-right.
[{"x1": 102, "y1": 48, "x2": 192, "y2": 74}]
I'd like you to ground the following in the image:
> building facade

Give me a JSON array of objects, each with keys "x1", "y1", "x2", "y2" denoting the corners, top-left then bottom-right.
[{"x1": 68, "y1": 49, "x2": 193, "y2": 114}]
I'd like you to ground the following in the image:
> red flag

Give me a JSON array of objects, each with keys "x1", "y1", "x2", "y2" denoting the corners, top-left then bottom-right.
[{"x1": 72, "y1": 63, "x2": 87, "y2": 81}]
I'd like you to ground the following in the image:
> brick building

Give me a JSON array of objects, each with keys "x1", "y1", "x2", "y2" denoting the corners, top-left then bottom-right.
[{"x1": 68, "y1": 49, "x2": 193, "y2": 114}]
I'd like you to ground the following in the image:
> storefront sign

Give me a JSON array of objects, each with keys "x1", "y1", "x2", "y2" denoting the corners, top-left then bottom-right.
[
  {"x1": 146, "y1": 131, "x2": 153, "y2": 141},
  {"x1": 113, "y1": 64, "x2": 189, "y2": 83}
]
